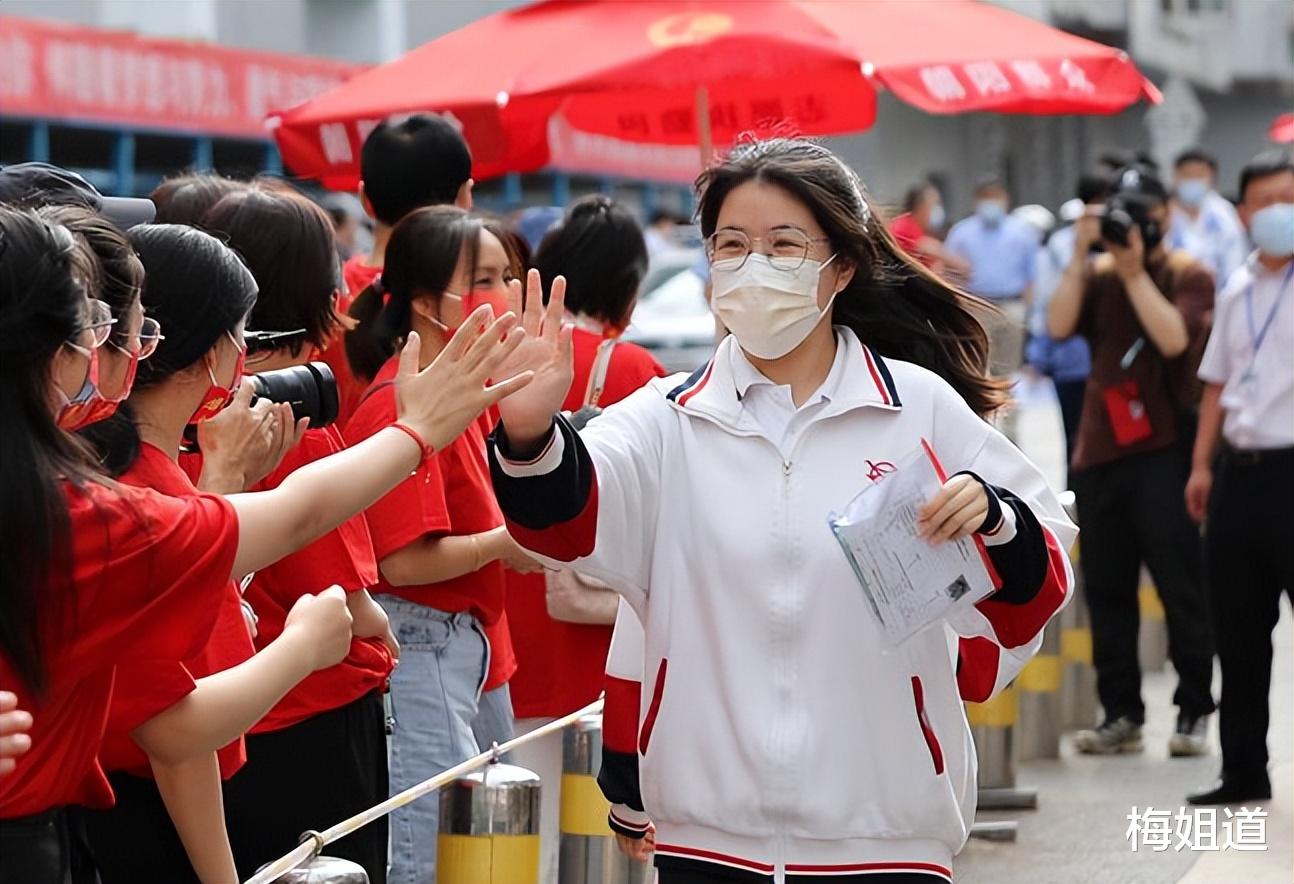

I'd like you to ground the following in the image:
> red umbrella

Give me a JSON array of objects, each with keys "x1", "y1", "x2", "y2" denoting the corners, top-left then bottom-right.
[
  {"x1": 271, "y1": 0, "x2": 1159, "y2": 187},
  {"x1": 1270, "y1": 112, "x2": 1294, "y2": 144}
]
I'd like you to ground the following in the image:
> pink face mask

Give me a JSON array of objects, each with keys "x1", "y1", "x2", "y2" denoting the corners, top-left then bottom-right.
[
  {"x1": 57, "y1": 343, "x2": 140, "y2": 430},
  {"x1": 56, "y1": 341, "x2": 101, "y2": 430}
]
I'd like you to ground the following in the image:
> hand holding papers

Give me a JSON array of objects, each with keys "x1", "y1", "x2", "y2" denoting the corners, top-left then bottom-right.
[{"x1": 829, "y1": 439, "x2": 1000, "y2": 646}]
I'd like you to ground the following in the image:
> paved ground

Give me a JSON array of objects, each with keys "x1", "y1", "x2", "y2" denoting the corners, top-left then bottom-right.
[{"x1": 953, "y1": 380, "x2": 1293, "y2": 884}]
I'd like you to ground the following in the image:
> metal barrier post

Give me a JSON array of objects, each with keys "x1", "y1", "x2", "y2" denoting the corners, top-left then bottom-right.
[
  {"x1": 1137, "y1": 568, "x2": 1168, "y2": 672},
  {"x1": 560, "y1": 715, "x2": 652, "y2": 884},
  {"x1": 1060, "y1": 540, "x2": 1099, "y2": 731},
  {"x1": 438, "y1": 762, "x2": 542, "y2": 884},
  {"x1": 273, "y1": 857, "x2": 368, "y2": 883},
  {"x1": 967, "y1": 686, "x2": 1037, "y2": 810},
  {"x1": 1016, "y1": 622, "x2": 1063, "y2": 761}
]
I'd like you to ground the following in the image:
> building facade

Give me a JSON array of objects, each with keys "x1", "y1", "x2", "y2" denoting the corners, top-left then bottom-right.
[{"x1": 2, "y1": 0, "x2": 1289, "y2": 217}]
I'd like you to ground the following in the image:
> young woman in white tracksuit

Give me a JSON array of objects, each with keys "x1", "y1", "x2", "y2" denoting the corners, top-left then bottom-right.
[{"x1": 488, "y1": 139, "x2": 1077, "y2": 884}]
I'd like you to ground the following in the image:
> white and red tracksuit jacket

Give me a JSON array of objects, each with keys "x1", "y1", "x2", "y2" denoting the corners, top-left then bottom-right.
[{"x1": 490, "y1": 329, "x2": 1077, "y2": 883}]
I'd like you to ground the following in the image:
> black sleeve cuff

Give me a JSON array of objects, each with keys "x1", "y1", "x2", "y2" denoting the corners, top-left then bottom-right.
[{"x1": 489, "y1": 413, "x2": 594, "y2": 531}]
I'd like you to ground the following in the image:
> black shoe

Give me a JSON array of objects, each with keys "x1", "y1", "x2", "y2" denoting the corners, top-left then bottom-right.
[{"x1": 1186, "y1": 777, "x2": 1272, "y2": 806}]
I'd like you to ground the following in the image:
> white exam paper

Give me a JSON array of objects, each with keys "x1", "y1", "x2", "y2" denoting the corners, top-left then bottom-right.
[{"x1": 829, "y1": 444, "x2": 996, "y2": 646}]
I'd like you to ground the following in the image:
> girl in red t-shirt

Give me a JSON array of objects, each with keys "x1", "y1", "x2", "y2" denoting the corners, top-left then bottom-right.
[
  {"x1": 344, "y1": 206, "x2": 544, "y2": 884},
  {"x1": 0, "y1": 207, "x2": 532, "y2": 884},
  {"x1": 200, "y1": 186, "x2": 397, "y2": 882}
]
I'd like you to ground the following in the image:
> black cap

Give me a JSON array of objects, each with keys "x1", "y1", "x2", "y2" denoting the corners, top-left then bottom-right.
[
  {"x1": 1109, "y1": 165, "x2": 1168, "y2": 203},
  {"x1": 0, "y1": 162, "x2": 155, "y2": 228}
]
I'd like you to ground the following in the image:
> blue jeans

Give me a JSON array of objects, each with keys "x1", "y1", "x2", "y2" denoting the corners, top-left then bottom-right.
[
  {"x1": 381, "y1": 597, "x2": 488, "y2": 884},
  {"x1": 471, "y1": 683, "x2": 515, "y2": 759}
]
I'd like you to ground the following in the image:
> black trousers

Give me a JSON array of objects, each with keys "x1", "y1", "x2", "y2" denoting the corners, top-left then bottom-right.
[
  {"x1": 0, "y1": 808, "x2": 96, "y2": 884},
  {"x1": 1072, "y1": 445, "x2": 1215, "y2": 724},
  {"x1": 224, "y1": 689, "x2": 389, "y2": 883},
  {"x1": 1053, "y1": 377, "x2": 1086, "y2": 482},
  {"x1": 78, "y1": 771, "x2": 201, "y2": 883},
  {"x1": 1205, "y1": 448, "x2": 1294, "y2": 785}
]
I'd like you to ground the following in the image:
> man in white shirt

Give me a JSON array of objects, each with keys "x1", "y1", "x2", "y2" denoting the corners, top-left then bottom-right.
[
  {"x1": 1185, "y1": 150, "x2": 1294, "y2": 807},
  {"x1": 1167, "y1": 147, "x2": 1250, "y2": 286}
]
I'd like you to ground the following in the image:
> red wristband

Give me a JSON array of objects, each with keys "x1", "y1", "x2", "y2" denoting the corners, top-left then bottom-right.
[{"x1": 389, "y1": 422, "x2": 434, "y2": 462}]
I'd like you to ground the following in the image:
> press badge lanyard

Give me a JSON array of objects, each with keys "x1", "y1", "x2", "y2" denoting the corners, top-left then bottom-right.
[{"x1": 1241, "y1": 261, "x2": 1294, "y2": 382}]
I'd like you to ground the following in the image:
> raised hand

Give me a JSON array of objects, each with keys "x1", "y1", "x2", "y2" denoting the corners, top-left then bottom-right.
[
  {"x1": 393, "y1": 307, "x2": 530, "y2": 453},
  {"x1": 493, "y1": 268, "x2": 575, "y2": 452}
]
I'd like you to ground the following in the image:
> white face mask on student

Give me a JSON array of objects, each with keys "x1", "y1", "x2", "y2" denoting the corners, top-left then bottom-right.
[{"x1": 710, "y1": 252, "x2": 839, "y2": 360}]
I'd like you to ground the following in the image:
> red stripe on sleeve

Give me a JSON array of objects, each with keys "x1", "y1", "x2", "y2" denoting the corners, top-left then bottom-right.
[
  {"x1": 956, "y1": 635, "x2": 1002, "y2": 703},
  {"x1": 503, "y1": 474, "x2": 599, "y2": 563},
  {"x1": 603, "y1": 675, "x2": 642, "y2": 754},
  {"x1": 974, "y1": 525, "x2": 1069, "y2": 649}
]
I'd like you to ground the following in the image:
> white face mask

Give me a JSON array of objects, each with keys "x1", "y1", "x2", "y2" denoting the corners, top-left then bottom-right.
[{"x1": 710, "y1": 252, "x2": 839, "y2": 360}]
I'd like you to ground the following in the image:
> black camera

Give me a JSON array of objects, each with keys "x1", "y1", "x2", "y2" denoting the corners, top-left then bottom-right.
[
  {"x1": 1099, "y1": 200, "x2": 1136, "y2": 247},
  {"x1": 249, "y1": 361, "x2": 339, "y2": 429}
]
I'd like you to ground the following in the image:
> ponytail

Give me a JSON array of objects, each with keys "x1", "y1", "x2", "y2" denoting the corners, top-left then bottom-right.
[
  {"x1": 344, "y1": 205, "x2": 482, "y2": 383},
  {"x1": 345, "y1": 275, "x2": 411, "y2": 383}
]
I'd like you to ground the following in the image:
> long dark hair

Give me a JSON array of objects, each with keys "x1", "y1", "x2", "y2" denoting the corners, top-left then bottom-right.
[
  {"x1": 0, "y1": 208, "x2": 104, "y2": 693},
  {"x1": 82, "y1": 224, "x2": 258, "y2": 476},
  {"x1": 532, "y1": 195, "x2": 648, "y2": 329},
  {"x1": 345, "y1": 205, "x2": 481, "y2": 382},
  {"x1": 696, "y1": 138, "x2": 1006, "y2": 416},
  {"x1": 202, "y1": 186, "x2": 342, "y2": 354}
]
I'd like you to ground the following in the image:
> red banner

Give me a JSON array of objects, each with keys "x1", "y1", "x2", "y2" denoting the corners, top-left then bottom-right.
[{"x1": 0, "y1": 15, "x2": 365, "y2": 139}]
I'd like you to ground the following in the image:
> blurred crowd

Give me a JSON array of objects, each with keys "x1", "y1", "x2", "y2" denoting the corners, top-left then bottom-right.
[{"x1": 0, "y1": 112, "x2": 1289, "y2": 884}]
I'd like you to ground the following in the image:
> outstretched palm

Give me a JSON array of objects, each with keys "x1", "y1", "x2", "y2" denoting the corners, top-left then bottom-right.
[{"x1": 494, "y1": 268, "x2": 574, "y2": 448}]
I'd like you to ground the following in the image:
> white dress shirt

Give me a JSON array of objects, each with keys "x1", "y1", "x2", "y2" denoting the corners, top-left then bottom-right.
[
  {"x1": 1198, "y1": 253, "x2": 1294, "y2": 450},
  {"x1": 1167, "y1": 192, "x2": 1250, "y2": 285}
]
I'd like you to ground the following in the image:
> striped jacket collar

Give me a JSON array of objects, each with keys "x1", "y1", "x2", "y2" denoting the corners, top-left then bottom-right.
[{"x1": 665, "y1": 327, "x2": 902, "y2": 429}]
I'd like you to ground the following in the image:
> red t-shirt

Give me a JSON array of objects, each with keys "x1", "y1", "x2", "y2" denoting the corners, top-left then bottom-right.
[
  {"x1": 344, "y1": 356, "x2": 510, "y2": 634},
  {"x1": 184, "y1": 427, "x2": 395, "y2": 733},
  {"x1": 506, "y1": 330, "x2": 666, "y2": 719},
  {"x1": 99, "y1": 444, "x2": 254, "y2": 780},
  {"x1": 322, "y1": 255, "x2": 384, "y2": 428},
  {"x1": 890, "y1": 213, "x2": 934, "y2": 268},
  {"x1": 0, "y1": 480, "x2": 237, "y2": 817}
]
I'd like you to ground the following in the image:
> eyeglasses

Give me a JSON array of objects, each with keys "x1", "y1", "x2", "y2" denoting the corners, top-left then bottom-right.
[
  {"x1": 112, "y1": 316, "x2": 164, "y2": 361},
  {"x1": 704, "y1": 228, "x2": 832, "y2": 271},
  {"x1": 71, "y1": 298, "x2": 117, "y2": 348}
]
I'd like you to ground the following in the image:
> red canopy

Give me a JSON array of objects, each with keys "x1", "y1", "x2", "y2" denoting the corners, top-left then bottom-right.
[
  {"x1": 1270, "y1": 112, "x2": 1294, "y2": 144},
  {"x1": 272, "y1": 0, "x2": 1159, "y2": 187}
]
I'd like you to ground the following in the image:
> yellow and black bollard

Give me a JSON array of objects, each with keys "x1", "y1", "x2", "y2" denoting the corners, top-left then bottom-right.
[
  {"x1": 1060, "y1": 537, "x2": 1099, "y2": 731},
  {"x1": 1017, "y1": 623, "x2": 1063, "y2": 761},
  {"x1": 560, "y1": 714, "x2": 652, "y2": 884},
  {"x1": 438, "y1": 762, "x2": 541, "y2": 884},
  {"x1": 967, "y1": 686, "x2": 1037, "y2": 811}
]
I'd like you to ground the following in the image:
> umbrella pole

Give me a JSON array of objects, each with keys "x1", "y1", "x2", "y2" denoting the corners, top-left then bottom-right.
[{"x1": 695, "y1": 86, "x2": 713, "y2": 170}]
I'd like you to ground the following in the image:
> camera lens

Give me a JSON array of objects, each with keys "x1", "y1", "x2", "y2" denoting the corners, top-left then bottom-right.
[{"x1": 249, "y1": 361, "x2": 339, "y2": 429}]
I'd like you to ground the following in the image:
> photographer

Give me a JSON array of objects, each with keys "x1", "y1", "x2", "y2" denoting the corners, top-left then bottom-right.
[
  {"x1": 200, "y1": 185, "x2": 397, "y2": 881},
  {"x1": 1048, "y1": 165, "x2": 1216, "y2": 757}
]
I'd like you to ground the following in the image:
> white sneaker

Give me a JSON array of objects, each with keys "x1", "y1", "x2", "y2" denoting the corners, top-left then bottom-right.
[{"x1": 1169, "y1": 713, "x2": 1210, "y2": 757}]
